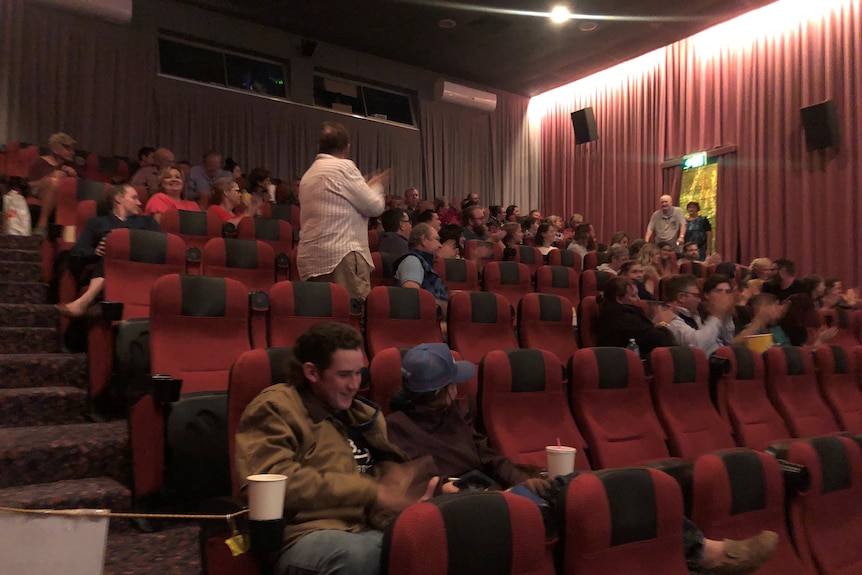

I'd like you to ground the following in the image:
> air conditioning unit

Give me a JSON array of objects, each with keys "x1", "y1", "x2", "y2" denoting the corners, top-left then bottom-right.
[
  {"x1": 29, "y1": 0, "x2": 133, "y2": 25},
  {"x1": 435, "y1": 80, "x2": 497, "y2": 112}
]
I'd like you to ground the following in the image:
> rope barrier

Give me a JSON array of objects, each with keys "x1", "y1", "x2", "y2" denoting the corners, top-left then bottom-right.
[{"x1": 0, "y1": 505, "x2": 248, "y2": 522}]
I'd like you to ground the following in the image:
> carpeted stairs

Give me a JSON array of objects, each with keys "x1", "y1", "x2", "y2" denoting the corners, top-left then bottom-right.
[{"x1": 0, "y1": 234, "x2": 201, "y2": 574}]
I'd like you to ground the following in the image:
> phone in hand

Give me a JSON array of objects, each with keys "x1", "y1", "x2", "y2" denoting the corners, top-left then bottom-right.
[{"x1": 451, "y1": 470, "x2": 494, "y2": 491}]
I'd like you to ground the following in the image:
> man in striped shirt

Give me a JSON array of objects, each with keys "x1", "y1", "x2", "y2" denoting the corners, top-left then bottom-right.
[{"x1": 297, "y1": 121, "x2": 389, "y2": 301}]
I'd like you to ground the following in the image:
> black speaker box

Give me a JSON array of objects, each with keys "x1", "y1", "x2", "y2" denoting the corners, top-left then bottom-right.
[
  {"x1": 800, "y1": 100, "x2": 839, "y2": 151},
  {"x1": 571, "y1": 107, "x2": 598, "y2": 145}
]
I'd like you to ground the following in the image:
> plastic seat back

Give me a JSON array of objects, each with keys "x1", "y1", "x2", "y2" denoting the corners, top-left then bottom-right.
[
  {"x1": 535, "y1": 265, "x2": 580, "y2": 308},
  {"x1": 578, "y1": 296, "x2": 600, "y2": 348},
  {"x1": 583, "y1": 251, "x2": 608, "y2": 271},
  {"x1": 160, "y1": 208, "x2": 222, "y2": 252},
  {"x1": 813, "y1": 345, "x2": 862, "y2": 433},
  {"x1": 579, "y1": 270, "x2": 612, "y2": 300},
  {"x1": 202, "y1": 238, "x2": 275, "y2": 293},
  {"x1": 512, "y1": 245, "x2": 543, "y2": 276},
  {"x1": 433, "y1": 257, "x2": 480, "y2": 293},
  {"x1": 268, "y1": 281, "x2": 351, "y2": 348},
  {"x1": 818, "y1": 308, "x2": 861, "y2": 349},
  {"x1": 365, "y1": 286, "x2": 443, "y2": 359},
  {"x1": 650, "y1": 347, "x2": 735, "y2": 458},
  {"x1": 482, "y1": 261, "x2": 532, "y2": 311},
  {"x1": 447, "y1": 291, "x2": 517, "y2": 364},
  {"x1": 517, "y1": 293, "x2": 577, "y2": 365},
  {"x1": 236, "y1": 216, "x2": 293, "y2": 258},
  {"x1": 548, "y1": 248, "x2": 582, "y2": 272},
  {"x1": 712, "y1": 346, "x2": 791, "y2": 449},
  {"x1": 479, "y1": 349, "x2": 589, "y2": 470},
  {"x1": 764, "y1": 346, "x2": 841, "y2": 437},
  {"x1": 569, "y1": 347, "x2": 670, "y2": 468}
]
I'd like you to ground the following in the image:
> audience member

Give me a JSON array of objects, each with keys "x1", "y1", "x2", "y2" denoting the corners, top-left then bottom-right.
[
  {"x1": 596, "y1": 277, "x2": 676, "y2": 356},
  {"x1": 378, "y1": 208, "x2": 411, "y2": 258},
  {"x1": 683, "y1": 201, "x2": 712, "y2": 260},
  {"x1": 133, "y1": 146, "x2": 155, "y2": 175},
  {"x1": 279, "y1": 177, "x2": 301, "y2": 206},
  {"x1": 435, "y1": 197, "x2": 459, "y2": 225},
  {"x1": 656, "y1": 241, "x2": 680, "y2": 277},
  {"x1": 521, "y1": 216, "x2": 539, "y2": 244},
  {"x1": 664, "y1": 274, "x2": 734, "y2": 356},
  {"x1": 628, "y1": 238, "x2": 646, "y2": 259},
  {"x1": 568, "y1": 213, "x2": 584, "y2": 229},
  {"x1": 544, "y1": 215, "x2": 565, "y2": 242},
  {"x1": 620, "y1": 260, "x2": 654, "y2": 300},
  {"x1": 394, "y1": 223, "x2": 448, "y2": 306},
  {"x1": 234, "y1": 323, "x2": 437, "y2": 575},
  {"x1": 609, "y1": 231, "x2": 629, "y2": 248},
  {"x1": 821, "y1": 278, "x2": 860, "y2": 309},
  {"x1": 143, "y1": 166, "x2": 200, "y2": 223},
  {"x1": 504, "y1": 204, "x2": 520, "y2": 221},
  {"x1": 25, "y1": 132, "x2": 81, "y2": 237},
  {"x1": 597, "y1": 245, "x2": 628, "y2": 275},
  {"x1": 130, "y1": 147, "x2": 175, "y2": 191},
  {"x1": 223, "y1": 157, "x2": 243, "y2": 180},
  {"x1": 567, "y1": 222, "x2": 595, "y2": 264},
  {"x1": 762, "y1": 258, "x2": 808, "y2": 301},
  {"x1": 187, "y1": 150, "x2": 230, "y2": 203},
  {"x1": 415, "y1": 209, "x2": 441, "y2": 230},
  {"x1": 438, "y1": 224, "x2": 464, "y2": 259},
  {"x1": 403, "y1": 187, "x2": 420, "y2": 221},
  {"x1": 746, "y1": 258, "x2": 777, "y2": 282},
  {"x1": 176, "y1": 160, "x2": 191, "y2": 185},
  {"x1": 535, "y1": 223, "x2": 558, "y2": 257},
  {"x1": 803, "y1": 274, "x2": 826, "y2": 308},
  {"x1": 462, "y1": 205, "x2": 489, "y2": 241},
  {"x1": 681, "y1": 241, "x2": 722, "y2": 266},
  {"x1": 297, "y1": 121, "x2": 388, "y2": 302},
  {"x1": 56, "y1": 184, "x2": 159, "y2": 317},
  {"x1": 778, "y1": 293, "x2": 837, "y2": 347},
  {"x1": 385, "y1": 342, "x2": 778, "y2": 575},
  {"x1": 208, "y1": 176, "x2": 258, "y2": 226},
  {"x1": 501, "y1": 222, "x2": 523, "y2": 256},
  {"x1": 644, "y1": 194, "x2": 686, "y2": 246},
  {"x1": 246, "y1": 167, "x2": 273, "y2": 203},
  {"x1": 528, "y1": 209, "x2": 542, "y2": 220}
]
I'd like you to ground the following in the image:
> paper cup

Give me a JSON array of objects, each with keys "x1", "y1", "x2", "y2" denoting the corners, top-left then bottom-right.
[
  {"x1": 546, "y1": 446, "x2": 577, "y2": 479},
  {"x1": 744, "y1": 333, "x2": 773, "y2": 354},
  {"x1": 247, "y1": 474, "x2": 287, "y2": 521}
]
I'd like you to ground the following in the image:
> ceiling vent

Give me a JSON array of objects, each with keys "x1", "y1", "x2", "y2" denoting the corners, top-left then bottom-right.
[
  {"x1": 435, "y1": 80, "x2": 497, "y2": 112},
  {"x1": 29, "y1": 0, "x2": 133, "y2": 25}
]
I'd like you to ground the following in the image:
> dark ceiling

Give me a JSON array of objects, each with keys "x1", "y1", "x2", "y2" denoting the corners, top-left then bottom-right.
[{"x1": 177, "y1": 0, "x2": 777, "y2": 96}]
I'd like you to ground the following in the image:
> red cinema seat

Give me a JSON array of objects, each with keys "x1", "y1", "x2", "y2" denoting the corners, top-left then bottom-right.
[
  {"x1": 87, "y1": 229, "x2": 187, "y2": 401},
  {"x1": 548, "y1": 248, "x2": 582, "y2": 273},
  {"x1": 650, "y1": 347, "x2": 736, "y2": 458},
  {"x1": 370, "y1": 251, "x2": 396, "y2": 287},
  {"x1": 690, "y1": 449, "x2": 813, "y2": 575},
  {"x1": 365, "y1": 286, "x2": 443, "y2": 359},
  {"x1": 582, "y1": 251, "x2": 608, "y2": 271},
  {"x1": 202, "y1": 238, "x2": 276, "y2": 293},
  {"x1": 433, "y1": 257, "x2": 479, "y2": 293},
  {"x1": 288, "y1": 246, "x2": 300, "y2": 281},
  {"x1": 463, "y1": 239, "x2": 502, "y2": 272},
  {"x1": 236, "y1": 216, "x2": 293, "y2": 259},
  {"x1": 569, "y1": 347, "x2": 671, "y2": 469},
  {"x1": 785, "y1": 436, "x2": 862, "y2": 575},
  {"x1": 678, "y1": 261, "x2": 708, "y2": 278},
  {"x1": 764, "y1": 346, "x2": 841, "y2": 437},
  {"x1": 712, "y1": 346, "x2": 791, "y2": 450},
  {"x1": 535, "y1": 265, "x2": 580, "y2": 308},
  {"x1": 56, "y1": 179, "x2": 107, "y2": 228},
  {"x1": 511, "y1": 245, "x2": 543, "y2": 276},
  {"x1": 84, "y1": 154, "x2": 128, "y2": 182},
  {"x1": 579, "y1": 270, "x2": 613, "y2": 300},
  {"x1": 160, "y1": 208, "x2": 222, "y2": 253},
  {"x1": 149, "y1": 274, "x2": 251, "y2": 394},
  {"x1": 813, "y1": 345, "x2": 862, "y2": 433},
  {"x1": 367, "y1": 229, "x2": 379, "y2": 252},
  {"x1": 383, "y1": 491, "x2": 555, "y2": 575},
  {"x1": 559, "y1": 468, "x2": 690, "y2": 575},
  {"x1": 517, "y1": 293, "x2": 578, "y2": 366},
  {"x1": 479, "y1": 349, "x2": 589, "y2": 471},
  {"x1": 268, "y1": 281, "x2": 352, "y2": 348},
  {"x1": 482, "y1": 261, "x2": 532, "y2": 311},
  {"x1": 447, "y1": 291, "x2": 518, "y2": 364},
  {"x1": 577, "y1": 295, "x2": 599, "y2": 348},
  {"x1": 818, "y1": 308, "x2": 861, "y2": 349},
  {"x1": 3, "y1": 141, "x2": 40, "y2": 177}
]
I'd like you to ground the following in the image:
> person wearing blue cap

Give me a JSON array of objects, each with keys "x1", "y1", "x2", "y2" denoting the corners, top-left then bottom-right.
[{"x1": 385, "y1": 343, "x2": 779, "y2": 575}]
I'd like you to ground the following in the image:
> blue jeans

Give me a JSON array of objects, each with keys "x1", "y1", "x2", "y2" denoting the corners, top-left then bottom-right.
[{"x1": 274, "y1": 529, "x2": 383, "y2": 575}]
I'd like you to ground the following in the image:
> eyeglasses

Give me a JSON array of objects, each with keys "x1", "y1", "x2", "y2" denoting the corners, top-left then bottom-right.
[{"x1": 681, "y1": 291, "x2": 701, "y2": 298}]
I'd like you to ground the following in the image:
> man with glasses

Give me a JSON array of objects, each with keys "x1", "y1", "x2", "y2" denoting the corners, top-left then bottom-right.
[
  {"x1": 664, "y1": 274, "x2": 735, "y2": 355},
  {"x1": 378, "y1": 208, "x2": 411, "y2": 258}
]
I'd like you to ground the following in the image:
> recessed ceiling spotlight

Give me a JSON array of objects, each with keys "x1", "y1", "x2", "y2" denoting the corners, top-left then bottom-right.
[
  {"x1": 549, "y1": 6, "x2": 571, "y2": 24},
  {"x1": 578, "y1": 21, "x2": 597, "y2": 32},
  {"x1": 438, "y1": 18, "x2": 457, "y2": 29}
]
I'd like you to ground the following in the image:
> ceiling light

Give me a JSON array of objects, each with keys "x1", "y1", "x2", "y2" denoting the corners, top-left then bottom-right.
[
  {"x1": 549, "y1": 6, "x2": 571, "y2": 24},
  {"x1": 438, "y1": 18, "x2": 457, "y2": 29}
]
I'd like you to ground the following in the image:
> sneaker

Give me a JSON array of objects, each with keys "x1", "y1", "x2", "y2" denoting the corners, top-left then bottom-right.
[{"x1": 710, "y1": 530, "x2": 778, "y2": 575}]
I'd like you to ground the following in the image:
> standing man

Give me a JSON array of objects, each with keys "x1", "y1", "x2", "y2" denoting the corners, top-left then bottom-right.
[
  {"x1": 297, "y1": 122, "x2": 389, "y2": 302},
  {"x1": 644, "y1": 194, "x2": 686, "y2": 246},
  {"x1": 235, "y1": 322, "x2": 437, "y2": 575}
]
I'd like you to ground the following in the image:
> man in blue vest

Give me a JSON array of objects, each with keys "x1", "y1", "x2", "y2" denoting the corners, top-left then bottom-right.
[{"x1": 393, "y1": 223, "x2": 449, "y2": 308}]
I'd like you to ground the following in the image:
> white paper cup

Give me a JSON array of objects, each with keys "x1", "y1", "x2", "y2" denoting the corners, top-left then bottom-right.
[
  {"x1": 546, "y1": 446, "x2": 577, "y2": 479},
  {"x1": 247, "y1": 473, "x2": 287, "y2": 521}
]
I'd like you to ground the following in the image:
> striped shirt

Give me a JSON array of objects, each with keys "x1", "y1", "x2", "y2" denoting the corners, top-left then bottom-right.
[{"x1": 296, "y1": 154, "x2": 385, "y2": 279}]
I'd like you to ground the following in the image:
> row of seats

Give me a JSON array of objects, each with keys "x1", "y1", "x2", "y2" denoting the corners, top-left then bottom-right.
[
  {"x1": 1, "y1": 140, "x2": 130, "y2": 182},
  {"x1": 202, "y1": 343, "x2": 862, "y2": 575}
]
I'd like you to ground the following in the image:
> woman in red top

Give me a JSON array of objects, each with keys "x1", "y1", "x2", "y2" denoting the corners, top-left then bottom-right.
[
  {"x1": 207, "y1": 176, "x2": 260, "y2": 226},
  {"x1": 143, "y1": 166, "x2": 199, "y2": 223}
]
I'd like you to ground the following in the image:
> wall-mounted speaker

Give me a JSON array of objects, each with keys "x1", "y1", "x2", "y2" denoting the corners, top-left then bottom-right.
[
  {"x1": 800, "y1": 100, "x2": 839, "y2": 151},
  {"x1": 571, "y1": 107, "x2": 598, "y2": 145}
]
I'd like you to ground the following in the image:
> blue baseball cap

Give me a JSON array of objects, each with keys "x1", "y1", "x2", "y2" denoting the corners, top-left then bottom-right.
[{"x1": 401, "y1": 343, "x2": 476, "y2": 393}]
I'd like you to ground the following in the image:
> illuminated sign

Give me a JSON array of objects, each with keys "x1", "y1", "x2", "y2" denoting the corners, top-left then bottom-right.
[{"x1": 683, "y1": 151, "x2": 707, "y2": 170}]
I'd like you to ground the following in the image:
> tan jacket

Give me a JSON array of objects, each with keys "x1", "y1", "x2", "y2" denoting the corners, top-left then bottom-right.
[{"x1": 234, "y1": 383, "x2": 408, "y2": 547}]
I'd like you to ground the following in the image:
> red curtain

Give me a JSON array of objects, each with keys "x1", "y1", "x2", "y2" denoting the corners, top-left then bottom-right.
[{"x1": 540, "y1": 1, "x2": 862, "y2": 287}]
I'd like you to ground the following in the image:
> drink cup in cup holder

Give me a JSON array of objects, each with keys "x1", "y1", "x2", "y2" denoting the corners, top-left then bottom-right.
[
  {"x1": 151, "y1": 375, "x2": 182, "y2": 404},
  {"x1": 247, "y1": 473, "x2": 288, "y2": 553}
]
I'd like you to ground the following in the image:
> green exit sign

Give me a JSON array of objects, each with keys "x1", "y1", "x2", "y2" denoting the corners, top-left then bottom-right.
[{"x1": 683, "y1": 152, "x2": 707, "y2": 170}]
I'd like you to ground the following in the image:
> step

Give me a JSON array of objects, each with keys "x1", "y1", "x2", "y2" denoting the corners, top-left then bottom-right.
[
  {"x1": 0, "y1": 421, "x2": 128, "y2": 488},
  {"x1": 0, "y1": 303, "x2": 58, "y2": 328},
  {"x1": 0, "y1": 386, "x2": 88, "y2": 428},
  {"x1": 0, "y1": 248, "x2": 41, "y2": 263},
  {"x1": 0, "y1": 327, "x2": 59, "y2": 354},
  {"x1": 105, "y1": 524, "x2": 201, "y2": 573},
  {"x1": 0, "y1": 353, "x2": 88, "y2": 389},
  {"x1": 0, "y1": 235, "x2": 41, "y2": 251},
  {"x1": 0, "y1": 476, "x2": 130, "y2": 513},
  {"x1": 0, "y1": 280, "x2": 48, "y2": 304},
  {"x1": 0, "y1": 260, "x2": 42, "y2": 283}
]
